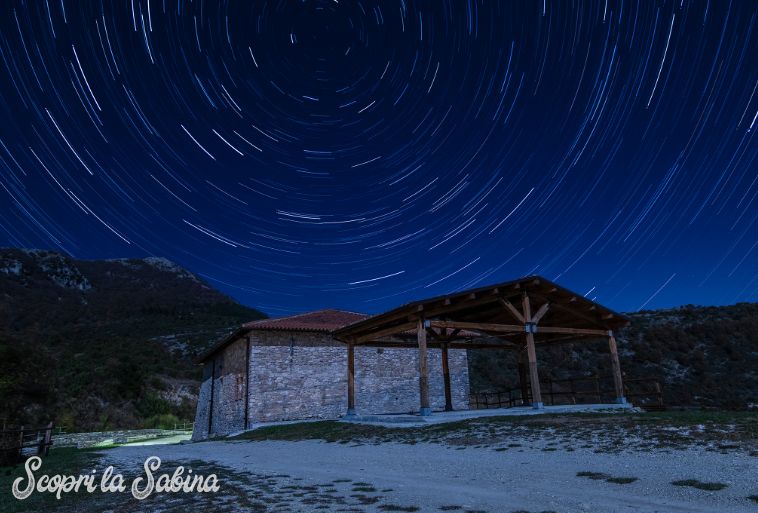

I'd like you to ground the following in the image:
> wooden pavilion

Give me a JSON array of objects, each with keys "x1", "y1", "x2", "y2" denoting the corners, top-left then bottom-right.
[{"x1": 333, "y1": 275, "x2": 629, "y2": 416}]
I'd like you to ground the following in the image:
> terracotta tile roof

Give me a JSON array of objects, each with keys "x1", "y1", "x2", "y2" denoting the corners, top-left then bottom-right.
[{"x1": 243, "y1": 309, "x2": 369, "y2": 332}]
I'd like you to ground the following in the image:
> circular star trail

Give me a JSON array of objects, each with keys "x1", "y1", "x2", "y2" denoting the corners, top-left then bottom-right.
[{"x1": 0, "y1": 0, "x2": 756, "y2": 314}]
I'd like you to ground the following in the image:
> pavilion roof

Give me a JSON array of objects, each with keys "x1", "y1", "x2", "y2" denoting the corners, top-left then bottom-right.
[{"x1": 332, "y1": 275, "x2": 629, "y2": 348}]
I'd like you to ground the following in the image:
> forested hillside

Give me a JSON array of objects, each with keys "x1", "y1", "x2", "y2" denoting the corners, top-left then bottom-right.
[{"x1": 0, "y1": 248, "x2": 266, "y2": 431}]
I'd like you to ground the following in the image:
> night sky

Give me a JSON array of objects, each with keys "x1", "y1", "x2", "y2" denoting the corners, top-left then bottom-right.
[{"x1": 0, "y1": 1, "x2": 756, "y2": 316}]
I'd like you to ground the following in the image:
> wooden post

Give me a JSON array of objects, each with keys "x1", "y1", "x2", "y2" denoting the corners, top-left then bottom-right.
[
  {"x1": 548, "y1": 378, "x2": 554, "y2": 406},
  {"x1": 594, "y1": 375, "x2": 601, "y2": 402},
  {"x1": 417, "y1": 318, "x2": 431, "y2": 416},
  {"x1": 41, "y1": 422, "x2": 53, "y2": 456},
  {"x1": 441, "y1": 343, "x2": 453, "y2": 411},
  {"x1": 517, "y1": 349, "x2": 530, "y2": 406},
  {"x1": 18, "y1": 426, "x2": 24, "y2": 462},
  {"x1": 523, "y1": 293, "x2": 543, "y2": 409},
  {"x1": 608, "y1": 331, "x2": 627, "y2": 404},
  {"x1": 347, "y1": 343, "x2": 356, "y2": 416}
]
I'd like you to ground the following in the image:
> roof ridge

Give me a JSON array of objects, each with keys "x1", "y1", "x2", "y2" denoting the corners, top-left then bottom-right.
[{"x1": 246, "y1": 308, "x2": 366, "y2": 324}]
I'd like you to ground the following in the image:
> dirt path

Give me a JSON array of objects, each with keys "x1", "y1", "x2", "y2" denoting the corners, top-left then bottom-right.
[{"x1": 106, "y1": 439, "x2": 757, "y2": 513}]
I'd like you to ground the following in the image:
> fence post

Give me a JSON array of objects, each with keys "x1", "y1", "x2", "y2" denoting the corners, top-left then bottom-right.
[
  {"x1": 548, "y1": 378, "x2": 554, "y2": 406},
  {"x1": 594, "y1": 377, "x2": 601, "y2": 403},
  {"x1": 43, "y1": 422, "x2": 53, "y2": 456},
  {"x1": 569, "y1": 379, "x2": 576, "y2": 404},
  {"x1": 17, "y1": 426, "x2": 24, "y2": 462}
]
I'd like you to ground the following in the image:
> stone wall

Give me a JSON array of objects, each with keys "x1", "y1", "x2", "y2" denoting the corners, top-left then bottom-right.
[{"x1": 193, "y1": 330, "x2": 470, "y2": 440}]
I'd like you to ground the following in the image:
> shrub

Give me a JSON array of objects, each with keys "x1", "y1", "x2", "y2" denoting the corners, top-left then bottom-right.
[{"x1": 142, "y1": 414, "x2": 180, "y2": 430}]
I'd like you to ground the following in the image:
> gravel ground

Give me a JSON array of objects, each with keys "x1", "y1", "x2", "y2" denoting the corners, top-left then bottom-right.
[{"x1": 104, "y1": 437, "x2": 758, "y2": 513}]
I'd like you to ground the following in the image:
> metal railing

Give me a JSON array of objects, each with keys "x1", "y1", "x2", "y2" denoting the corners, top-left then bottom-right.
[{"x1": 469, "y1": 376, "x2": 664, "y2": 410}]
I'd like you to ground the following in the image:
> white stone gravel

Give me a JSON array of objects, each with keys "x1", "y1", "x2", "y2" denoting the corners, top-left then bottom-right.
[{"x1": 107, "y1": 438, "x2": 758, "y2": 513}]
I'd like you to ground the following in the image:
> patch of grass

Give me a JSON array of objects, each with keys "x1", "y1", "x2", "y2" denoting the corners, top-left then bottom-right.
[
  {"x1": 606, "y1": 477, "x2": 638, "y2": 484},
  {"x1": 379, "y1": 504, "x2": 420, "y2": 512},
  {"x1": 747, "y1": 495, "x2": 758, "y2": 503},
  {"x1": 352, "y1": 486, "x2": 377, "y2": 493},
  {"x1": 671, "y1": 479, "x2": 728, "y2": 491},
  {"x1": 578, "y1": 471, "x2": 637, "y2": 485},
  {"x1": 0, "y1": 448, "x2": 105, "y2": 513},
  {"x1": 352, "y1": 494, "x2": 382, "y2": 505},
  {"x1": 439, "y1": 506, "x2": 463, "y2": 511},
  {"x1": 577, "y1": 471, "x2": 609, "y2": 480},
  {"x1": 226, "y1": 410, "x2": 758, "y2": 455}
]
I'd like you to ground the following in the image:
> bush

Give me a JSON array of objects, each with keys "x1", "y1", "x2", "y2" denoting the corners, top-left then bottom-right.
[
  {"x1": 135, "y1": 392, "x2": 172, "y2": 418},
  {"x1": 142, "y1": 414, "x2": 180, "y2": 430}
]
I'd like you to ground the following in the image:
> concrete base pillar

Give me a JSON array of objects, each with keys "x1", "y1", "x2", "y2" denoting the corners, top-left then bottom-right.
[
  {"x1": 532, "y1": 402, "x2": 544, "y2": 410},
  {"x1": 420, "y1": 407, "x2": 432, "y2": 416}
]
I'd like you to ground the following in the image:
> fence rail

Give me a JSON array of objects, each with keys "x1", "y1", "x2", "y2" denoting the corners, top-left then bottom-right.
[
  {"x1": 0, "y1": 422, "x2": 54, "y2": 466},
  {"x1": 173, "y1": 421, "x2": 195, "y2": 432},
  {"x1": 469, "y1": 376, "x2": 664, "y2": 410}
]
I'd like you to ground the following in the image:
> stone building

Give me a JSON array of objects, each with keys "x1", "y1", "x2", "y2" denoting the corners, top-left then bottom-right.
[
  {"x1": 193, "y1": 276, "x2": 631, "y2": 442},
  {"x1": 192, "y1": 309, "x2": 470, "y2": 440}
]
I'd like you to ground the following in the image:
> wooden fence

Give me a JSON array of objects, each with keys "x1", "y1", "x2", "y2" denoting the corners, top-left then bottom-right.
[
  {"x1": 469, "y1": 376, "x2": 664, "y2": 410},
  {"x1": 0, "y1": 422, "x2": 54, "y2": 466}
]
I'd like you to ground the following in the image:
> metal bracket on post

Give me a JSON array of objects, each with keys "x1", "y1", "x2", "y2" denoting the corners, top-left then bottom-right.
[{"x1": 524, "y1": 322, "x2": 537, "y2": 333}]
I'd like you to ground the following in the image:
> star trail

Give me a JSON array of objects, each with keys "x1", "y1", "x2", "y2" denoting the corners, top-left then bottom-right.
[{"x1": 0, "y1": 0, "x2": 756, "y2": 315}]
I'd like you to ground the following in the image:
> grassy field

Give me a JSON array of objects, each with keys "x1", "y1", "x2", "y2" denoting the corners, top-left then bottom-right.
[
  {"x1": 228, "y1": 410, "x2": 758, "y2": 453},
  {"x1": 0, "y1": 447, "x2": 105, "y2": 513}
]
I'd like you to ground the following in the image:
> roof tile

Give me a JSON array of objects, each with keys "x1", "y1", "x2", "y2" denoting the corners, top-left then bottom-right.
[{"x1": 243, "y1": 309, "x2": 368, "y2": 332}]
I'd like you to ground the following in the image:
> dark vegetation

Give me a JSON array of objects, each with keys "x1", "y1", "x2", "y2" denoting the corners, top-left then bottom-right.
[
  {"x1": 671, "y1": 479, "x2": 728, "y2": 491},
  {"x1": 0, "y1": 248, "x2": 265, "y2": 432},
  {"x1": 577, "y1": 471, "x2": 638, "y2": 484},
  {"x1": 468, "y1": 302, "x2": 758, "y2": 409}
]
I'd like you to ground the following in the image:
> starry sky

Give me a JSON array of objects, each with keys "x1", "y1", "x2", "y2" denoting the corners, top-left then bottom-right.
[{"x1": 0, "y1": 1, "x2": 756, "y2": 316}]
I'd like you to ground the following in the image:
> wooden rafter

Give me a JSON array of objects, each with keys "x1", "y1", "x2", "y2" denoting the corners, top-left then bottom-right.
[{"x1": 499, "y1": 298, "x2": 525, "y2": 323}]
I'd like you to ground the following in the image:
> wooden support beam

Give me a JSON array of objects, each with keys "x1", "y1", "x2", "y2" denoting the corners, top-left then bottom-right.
[
  {"x1": 417, "y1": 319, "x2": 431, "y2": 416},
  {"x1": 441, "y1": 344, "x2": 453, "y2": 411},
  {"x1": 534, "y1": 326, "x2": 608, "y2": 336},
  {"x1": 337, "y1": 291, "x2": 504, "y2": 341},
  {"x1": 499, "y1": 298, "x2": 525, "y2": 323},
  {"x1": 346, "y1": 339, "x2": 521, "y2": 350},
  {"x1": 522, "y1": 293, "x2": 543, "y2": 409},
  {"x1": 429, "y1": 320, "x2": 524, "y2": 333},
  {"x1": 353, "y1": 321, "x2": 417, "y2": 343},
  {"x1": 528, "y1": 291, "x2": 611, "y2": 329},
  {"x1": 531, "y1": 302, "x2": 550, "y2": 324},
  {"x1": 608, "y1": 332, "x2": 627, "y2": 404},
  {"x1": 346, "y1": 344, "x2": 356, "y2": 416}
]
